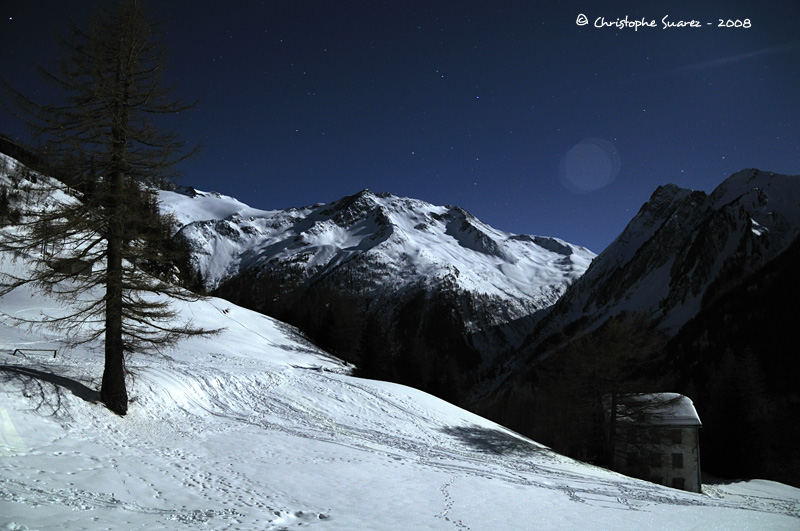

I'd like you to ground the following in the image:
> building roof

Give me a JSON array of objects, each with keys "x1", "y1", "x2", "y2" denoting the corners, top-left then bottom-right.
[{"x1": 612, "y1": 393, "x2": 702, "y2": 427}]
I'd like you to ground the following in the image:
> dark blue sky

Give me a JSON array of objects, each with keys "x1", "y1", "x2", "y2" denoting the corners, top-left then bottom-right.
[{"x1": 2, "y1": 1, "x2": 799, "y2": 253}]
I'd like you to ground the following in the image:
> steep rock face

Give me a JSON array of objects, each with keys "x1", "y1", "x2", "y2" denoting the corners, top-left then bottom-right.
[
  {"x1": 163, "y1": 188, "x2": 595, "y2": 385},
  {"x1": 522, "y1": 169, "x2": 800, "y2": 358},
  {"x1": 665, "y1": 232, "x2": 800, "y2": 486}
]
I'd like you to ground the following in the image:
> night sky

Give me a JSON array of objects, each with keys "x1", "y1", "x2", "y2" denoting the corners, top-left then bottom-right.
[{"x1": 2, "y1": 1, "x2": 799, "y2": 253}]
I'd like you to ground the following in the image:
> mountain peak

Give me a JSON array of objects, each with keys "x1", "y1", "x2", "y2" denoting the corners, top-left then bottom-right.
[
  {"x1": 525, "y1": 168, "x2": 800, "y2": 353},
  {"x1": 337, "y1": 188, "x2": 394, "y2": 204},
  {"x1": 162, "y1": 186, "x2": 595, "y2": 364},
  {"x1": 167, "y1": 187, "x2": 594, "y2": 293},
  {"x1": 317, "y1": 189, "x2": 402, "y2": 229},
  {"x1": 343, "y1": 188, "x2": 379, "y2": 202}
]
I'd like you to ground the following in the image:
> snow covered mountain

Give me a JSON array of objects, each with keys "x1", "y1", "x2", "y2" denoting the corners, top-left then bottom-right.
[
  {"x1": 519, "y1": 168, "x2": 800, "y2": 357},
  {"x1": 159, "y1": 187, "x2": 594, "y2": 387},
  {"x1": 2, "y1": 175, "x2": 799, "y2": 527},
  {"x1": 162, "y1": 188, "x2": 592, "y2": 310}
]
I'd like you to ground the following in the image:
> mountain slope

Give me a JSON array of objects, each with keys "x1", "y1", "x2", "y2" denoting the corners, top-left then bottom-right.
[
  {"x1": 520, "y1": 169, "x2": 800, "y2": 357},
  {"x1": 665, "y1": 231, "x2": 800, "y2": 485},
  {"x1": 159, "y1": 188, "x2": 595, "y2": 388},
  {"x1": 1, "y1": 237, "x2": 799, "y2": 529}
]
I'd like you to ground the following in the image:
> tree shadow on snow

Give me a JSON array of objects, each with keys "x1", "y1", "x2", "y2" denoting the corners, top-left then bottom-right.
[
  {"x1": 0, "y1": 364, "x2": 98, "y2": 416},
  {"x1": 440, "y1": 424, "x2": 546, "y2": 456}
]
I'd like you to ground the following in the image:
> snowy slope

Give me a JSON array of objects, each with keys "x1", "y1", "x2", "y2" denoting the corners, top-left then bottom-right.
[
  {"x1": 2, "y1": 253, "x2": 799, "y2": 530},
  {"x1": 159, "y1": 186, "x2": 276, "y2": 230}
]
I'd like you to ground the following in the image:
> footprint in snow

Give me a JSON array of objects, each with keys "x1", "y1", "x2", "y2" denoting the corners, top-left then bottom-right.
[{"x1": 270, "y1": 510, "x2": 329, "y2": 527}]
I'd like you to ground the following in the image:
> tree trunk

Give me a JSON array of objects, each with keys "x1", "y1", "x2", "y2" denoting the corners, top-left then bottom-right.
[
  {"x1": 100, "y1": 167, "x2": 128, "y2": 415},
  {"x1": 101, "y1": 61, "x2": 130, "y2": 415}
]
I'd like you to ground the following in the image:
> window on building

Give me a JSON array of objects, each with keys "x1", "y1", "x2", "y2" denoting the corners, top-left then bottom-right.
[
  {"x1": 671, "y1": 429, "x2": 682, "y2": 445},
  {"x1": 672, "y1": 477, "x2": 685, "y2": 489},
  {"x1": 672, "y1": 452, "x2": 684, "y2": 469}
]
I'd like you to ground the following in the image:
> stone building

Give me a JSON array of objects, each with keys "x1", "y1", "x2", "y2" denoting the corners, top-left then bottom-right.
[{"x1": 610, "y1": 393, "x2": 702, "y2": 493}]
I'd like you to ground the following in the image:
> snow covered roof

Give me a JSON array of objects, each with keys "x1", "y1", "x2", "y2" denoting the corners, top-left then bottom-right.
[{"x1": 613, "y1": 393, "x2": 702, "y2": 427}]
